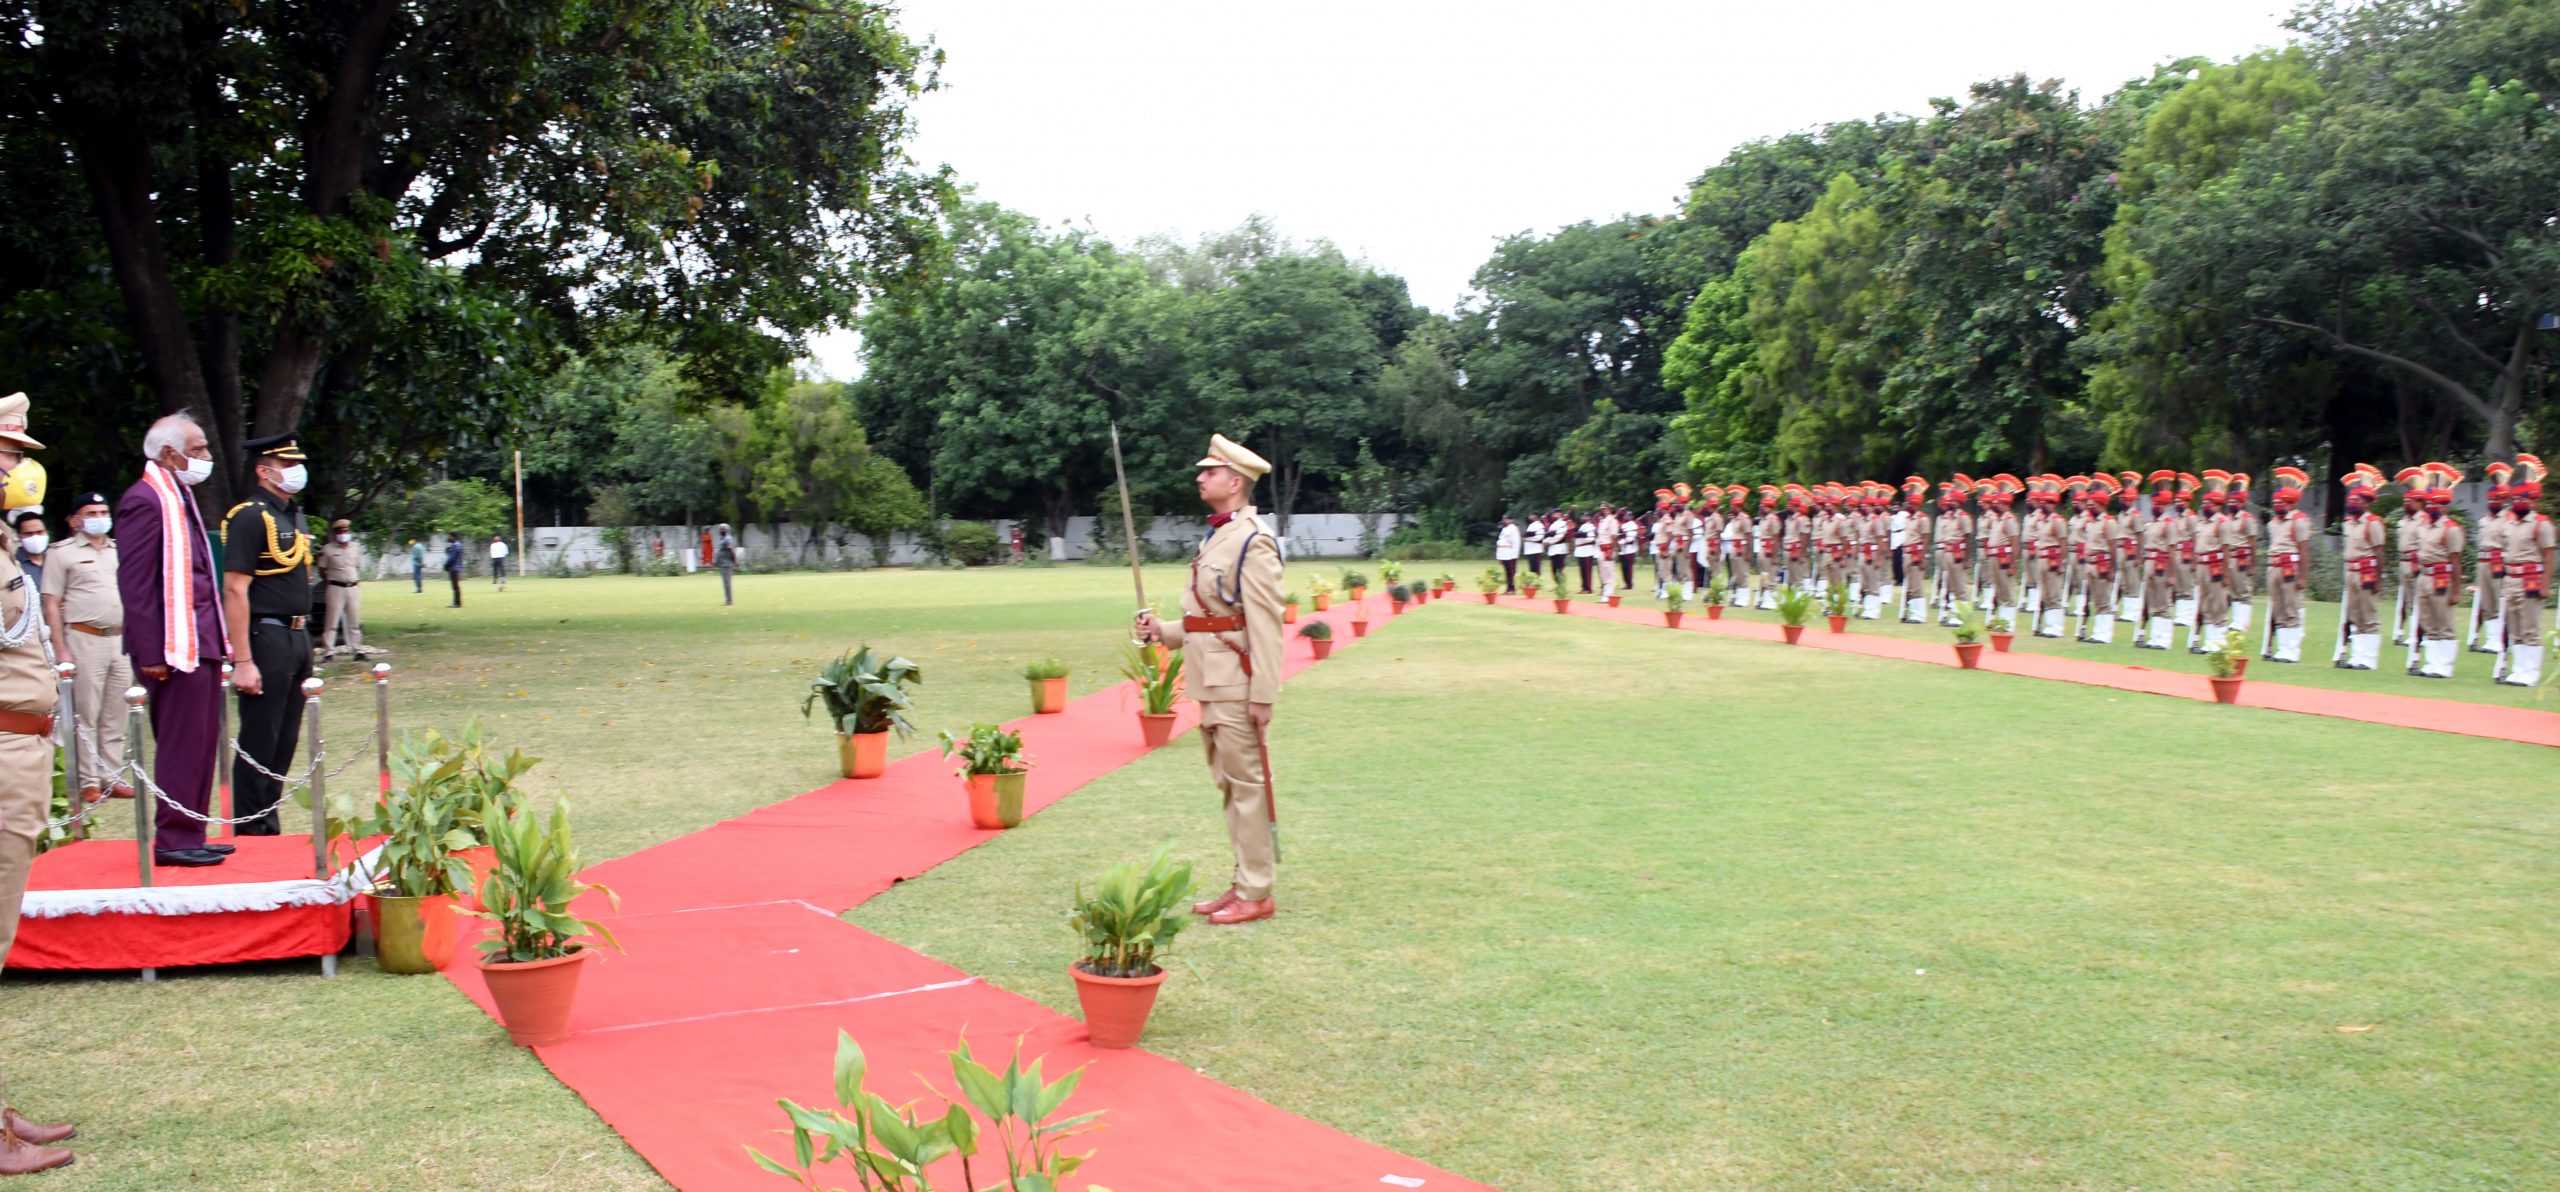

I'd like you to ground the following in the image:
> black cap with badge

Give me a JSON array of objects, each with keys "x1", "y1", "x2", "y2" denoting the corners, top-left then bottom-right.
[{"x1": 243, "y1": 431, "x2": 307, "y2": 461}]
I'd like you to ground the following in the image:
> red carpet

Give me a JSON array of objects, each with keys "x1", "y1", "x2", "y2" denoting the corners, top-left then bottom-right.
[
  {"x1": 16, "y1": 836, "x2": 353, "y2": 970},
  {"x1": 1481, "y1": 595, "x2": 2560, "y2": 749},
  {"x1": 438, "y1": 594, "x2": 1492, "y2": 1191}
]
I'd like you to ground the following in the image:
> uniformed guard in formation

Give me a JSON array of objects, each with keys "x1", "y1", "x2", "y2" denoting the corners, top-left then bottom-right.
[{"x1": 1498, "y1": 460, "x2": 2553, "y2": 687}]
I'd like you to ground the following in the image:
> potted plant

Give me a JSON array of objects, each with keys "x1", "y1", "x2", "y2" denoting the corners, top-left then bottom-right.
[
  {"x1": 1522, "y1": 572, "x2": 1541, "y2": 599},
  {"x1": 1823, "y1": 581, "x2": 1852, "y2": 633},
  {"x1": 471, "y1": 800, "x2": 619, "y2": 1047},
  {"x1": 1477, "y1": 567, "x2": 1503, "y2": 603},
  {"x1": 2207, "y1": 633, "x2": 2249, "y2": 703},
  {"x1": 1024, "y1": 657, "x2": 1070, "y2": 715},
  {"x1": 1377, "y1": 560, "x2": 1404, "y2": 590},
  {"x1": 1552, "y1": 582, "x2": 1573, "y2": 613},
  {"x1": 364, "y1": 748, "x2": 477, "y2": 975},
  {"x1": 1350, "y1": 598, "x2": 1371, "y2": 637},
  {"x1": 1340, "y1": 568, "x2": 1369, "y2": 601},
  {"x1": 1068, "y1": 845, "x2": 1195, "y2": 1049},
  {"x1": 1703, "y1": 575, "x2": 1726, "y2": 620},
  {"x1": 1299, "y1": 619, "x2": 1335, "y2": 660},
  {"x1": 1310, "y1": 577, "x2": 1334, "y2": 612},
  {"x1": 750, "y1": 1032, "x2": 1101, "y2": 1191},
  {"x1": 801, "y1": 646, "x2": 922, "y2": 779},
  {"x1": 1119, "y1": 642, "x2": 1184, "y2": 747},
  {"x1": 1388, "y1": 582, "x2": 1411, "y2": 615},
  {"x1": 1950, "y1": 604, "x2": 1986, "y2": 670},
  {"x1": 940, "y1": 722, "x2": 1032, "y2": 830},
  {"x1": 354, "y1": 721, "x2": 534, "y2": 915},
  {"x1": 1436, "y1": 571, "x2": 1456, "y2": 595},
  {"x1": 1282, "y1": 590, "x2": 1302, "y2": 624},
  {"x1": 1775, "y1": 588, "x2": 1815, "y2": 644},
  {"x1": 1987, "y1": 613, "x2": 2015, "y2": 653},
  {"x1": 1662, "y1": 584, "x2": 1688, "y2": 628}
]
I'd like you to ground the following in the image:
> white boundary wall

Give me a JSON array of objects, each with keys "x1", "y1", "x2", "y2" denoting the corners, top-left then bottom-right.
[{"x1": 449, "y1": 512, "x2": 1406, "y2": 573}]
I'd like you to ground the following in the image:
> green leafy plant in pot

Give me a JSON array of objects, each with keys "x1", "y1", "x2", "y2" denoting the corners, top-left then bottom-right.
[
  {"x1": 1310, "y1": 576, "x2": 1334, "y2": 611},
  {"x1": 1298, "y1": 617, "x2": 1335, "y2": 659},
  {"x1": 1661, "y1": 583, "x2": 1688, "y2": 627},
  {"x1": 1068, "y1": 845, "x2": 1195, "y2": 1048},
  {"x1": 1023, "y1": 657, "x2": 1070, "y2": 715},
  {"x1": 1388, "y1": 581, "x2": 1411, "y2": 613},
  {"x1": 362, "y1": 722, "x2": 538, "y2": 971},
  {"x1": 1822, "y1": 581, "x2": 1852, "y2": 632},
  {"x1": 1282, "y1": 589, "x2": 1303, "y2": 624},
  {"x1": 748, "y1": 1032, "x2": 1104, "y2": 1192},
  {"x1": 1119, "y1": 642, "x2": 1184, "y2": 747},
  {"x1": 1339, "y1": 568, "x2": 1369, "y2": 600},
  {"x1": 803, "y1": 646, "x2": 922, "y2": 779},
  {"x1": 940, "y1": 722, "x2": 1032, "y2": 829},
  {"x1": 2207, "y1": 632, "x2": 2250, "y2": 702},
  {"x1": 1476, "y1": 567, "x2": 1502, "y2": 601},
  {"x1": 1377, "y1": 560, "x2": 1404, "y2": 587},
  {"x1": 1702, "y1": 574, "x2": 1728, "y2": 618},
  {"x1": 1775, "y1": 587, "x2": 1816, "y2": 643},
  {"x1": 1950, "y1": 603, "x2": 1986, "y2": 668},
  {"x1": 1986, "y1": 612, "x2": 2015, "y2": 652},
  {"x1": 471, "y1": 799, "x2": 619, "y2": 1046}
]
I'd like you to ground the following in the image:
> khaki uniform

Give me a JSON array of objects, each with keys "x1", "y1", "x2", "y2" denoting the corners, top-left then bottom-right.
[
  {"x1": 2340, "y1": 511, "x2": 2388, "y2": 633},
  {"x1": 2500, "y1": 511, "x2": 2553, "y2": 685},
  {"x1": 2031, "y1": 508, "x2": 2070, "y2": 635},
  {"x1": 2189, "y1": 511, "x2": 2230, "y2": 650},
  {"x1": 1900, "y1": 508, "x2": 1933, "y2": 622},
  {"x1": 40, "y1": 535, "x2": 127, "y2": 792},
  {"x1": 1782, "y1": 508, "x2": 1812, "y2": 592},
  {"x1": 2412, "y1": 512, "x2": 2467, "y2": 677},
  {"x1": 2263, "y1": 507, "x2": 2311, "y2": 661},
  {"x1": 2077, "y1": 510, "x2": 2117, "y2": 639},
  {"x1": 318, "y1": 537, "x2": 364, "y2": 653},
  {"x1": 1157, "y1": 507, "x2": 1286, "y2": 902},
  {"x1": 2140, "y1": 509, "x2": 2179, "y2": 648},
  {"x1": 0, "y1": 526, "x2": 57, "y2": 967},
  {"x1": 1753, "y1": 511, "x2": 1781, "y2": 606},
  {"x1": 1931, "y1": 507, "x2": 1972, "y2": 620},
  {"x1": 1982, "y1": 508, "x2": 2019, "y2": 614}
]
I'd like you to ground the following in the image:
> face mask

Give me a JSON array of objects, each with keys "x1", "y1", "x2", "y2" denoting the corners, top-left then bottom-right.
[
  {"x1": 19, "y1": 535, "x2": 45, "y2": 556},
  {"x1": 336, "y1": 533, "x2": 351, "y2": 544},
  {"x1": 175, "y1": 454, "x2": 213, "y2": 486},
  {"x1": 82, "y1": 516, "x2": 110, "y2": 537},
  {"x1": 276, "y1": 464, "x2": 308, "y2": 494}
]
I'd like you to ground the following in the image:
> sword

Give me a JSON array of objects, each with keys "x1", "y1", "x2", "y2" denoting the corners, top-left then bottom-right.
[
  {"x1": 2390, "y1": 561, "x2": 2411, "y2": 644},
  {"x1": 1108, "y1": 422, "x2": 1150, "y2": 643}
]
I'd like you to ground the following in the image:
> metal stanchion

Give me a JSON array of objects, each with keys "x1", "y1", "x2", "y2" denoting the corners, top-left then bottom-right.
[
  {"x1": 54, "y1": 662, "x2": 79, "y2": 837},
  {"x1": 124, "y1": 685, "x2": 154, "y2": 983},
  {"x1": 302, "y1": 676, "x2": 335, "y2": 977},
  {"x1": 214, "y1": 662, "x2": 234, "y2": 839},
  {"x1": 372, "y1": 663, "x2": 392, "y2": 795}
]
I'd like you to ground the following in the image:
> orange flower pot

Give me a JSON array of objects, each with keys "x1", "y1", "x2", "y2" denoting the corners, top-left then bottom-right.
[
  {"x1": 1954, "y1": 642, "x2": 1984, "y2": 669},
  {"x1": 2209, "y1": 675, "x2": 2244, "y2": 704},
  {"x1": 1664, "y1": 610, "x2": 1685, "y2": 628},
  {"x1": 1348, "y1": 586, "x2": 1367, "y2": 601},
  {"x1": 1990, "y1": 632, "x2": 2014, "y2": 653},
  {"x1": 1782, "y1": 624, "x2": 1805, "y2": 644},
  {"x1": 1030, "y1": 677, "x2": 1068, "y2": 715},
  {"x1": 1351, "y1": 619, "x2": 1369, "y2": 637},
  {"x1": 1606, "y1": 594, "x2": 1621, "y2": 607},
  {"x1": 839, "y1": 730, "x2": 890, "y2": 779},
  {"x1": 481, "y1": 949, "x2": 591, "y2": 1047},
  {"x1": 966, "y1": 770, "x2": 1026, "y2": 829},
  {"x1": 1071, "y1": 962, "x2": 1167, "y2": 1049},
  {"x1": 1826, "y1": 614, "x2": 1848, "y2": 634},
  {"x1": 453, "y1": 846, "x2": 498, "y2": 912},
  {"x1": 1706, "y1": 605, "x2": 1723, "y2": 620},
  {"x1": 1313, "y1": 594, "x2": 1331, "y2": 611},
  {"x1": 1552, "y1": 598, "x2": 1571, "y2": 613},
  {"x1": 1283, "y1": 604, "x2": 1299, "y2": 624},
  {"x1": 1138, "y1": 712, "x2": 1177, "y2": 748},
  {"x1": 1481, "y1": 593, "x2": 1497, "y2": 604},
  {"x1": 1390, "y1": 599, "x2": 1406, "y2": 616},
  {"x1": 1310, "y1": 638, "x2": 1334, "y2": 660},
  {"x1": 374, "y1": 893, "x2": 459, "y2": 975}
]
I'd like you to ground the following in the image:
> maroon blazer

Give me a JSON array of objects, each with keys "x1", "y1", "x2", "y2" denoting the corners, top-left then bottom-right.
[{"x1": 116, "y1": 475, "x2": 226, "y2": 671}]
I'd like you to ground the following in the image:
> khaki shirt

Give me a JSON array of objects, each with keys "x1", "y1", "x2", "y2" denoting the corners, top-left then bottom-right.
[
  {"x1": 40, "y1": 534, "x2": 122, "y2": 630},
  {"x1": 2266, "y1": 509, "x2": 2311, "y2": 556},
  {"x1": 1981, "y1": 510, "x2": 2018, "y2": 556},
  {"x1": 319, "y1": 539, "x2": 364, "y2": 584},
  {"x1": 2341, "y1": 511, "x2": 2387, "y2": 561},
  {"x1": 2415, "y1": 515, "x2": 2465, "y2": 567},
  {"x1": 0, "y1": 545, "x2": 55, "y2": 718},
  {"x1": 1159, "y1": 507, "x2": 1286, "y2": 705}
]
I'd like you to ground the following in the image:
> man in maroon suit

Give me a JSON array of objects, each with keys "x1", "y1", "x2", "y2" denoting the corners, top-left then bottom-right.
[{"x1": 115, "y1": 414, "x2": 234, "y2": 867}]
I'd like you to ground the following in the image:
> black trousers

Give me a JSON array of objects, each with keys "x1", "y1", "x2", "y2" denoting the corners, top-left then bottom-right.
[
  {"x1": 1547, "y1": 555, "x2": 1566, "y2": 580},
  {"x1": 1577, "y1": 557, "x2": 1593, "y2": 591},
  {"x1": 1501, "y1": 558, "x2": 1517, "y2": 592},
  {"x1": 1892, "y1": 549, "x2": 1906, "y2": 584},
  {"x1": 233, "y1": 621, "x2": 314, "y2": 836},
  {"x1": 1619, "y1": 556, "x2": 1636, "y2": 589},
  {"x1": 448, "y1": 570, "x2": 463, "y2": 606}
]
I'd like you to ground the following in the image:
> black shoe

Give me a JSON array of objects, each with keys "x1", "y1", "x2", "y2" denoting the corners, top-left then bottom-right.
[
  {"x1": 154, "y1": 848, "x2": 226, "y2": 867},
  {"x1": 202, "y1": 843, "x2": 236, "y2": 855}
]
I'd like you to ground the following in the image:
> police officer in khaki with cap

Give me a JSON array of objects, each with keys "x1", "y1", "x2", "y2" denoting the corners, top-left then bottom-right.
[
  {"x1": 41, "y1": 490, "x2": 132, "y2": 803},
  {"x1": 1135, "y1": 434, "x2": 1286, "y2": 926},
  {"x1": 0, "y1": 393, "x2": 81, "y2": 1175},
  {"x1": 317, "y1": 517, "x2": 367, "y2": 659}
]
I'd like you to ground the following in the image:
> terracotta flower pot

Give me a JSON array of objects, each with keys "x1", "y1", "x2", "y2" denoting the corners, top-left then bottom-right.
[
  {"x1": 1954, "y1": 641, "x2": 1984, "y2": 669},
  {"x1": 1606, "y1": 594, "x2": 1621, "y2": 607},
  {"x1": 1706, "y1": 605, "x2": 1723, "y2": 620},
  {"x1": 1310, "y1": 638, "x2": 1334, "y2": 660},
  {"x1": 1313, "y1": 594, "x2": 1331, "y2": 611},
  {"x1": 966, "y1": 770, "x2": 1026, "y2": 829},
  {"x1": 839, "y1": 730, "x2": 889, "y2": 779},
  {"x1": 1348, "y1": 586, "x2": 1366, "y2": 601},
  {"x1": 1283, "y1": 604, "x2": 1299, "y2": 624},
  {"x1": 1138, "y1": 712, "x2": 1177, "y2": 748},
  {"x1": 1782, "y1": 624, "x2": 1806, "y2": 644},
  {"x1": 482, "y1": 949, "x2": 591, "y2": 1047},
  {"x1": 1481, "y1": 592, "x2": 1497, "y2": 604},
  {"x1": 1552, "y1": 598, "x2": 1571, "y2": 613},
  {"x1": 374, "y1": 892, "x2": 459, "y2": 974},
  {"x1": 1990, "y1": 632, "x2": 2014, "y2": 653},
  {"x1": 2209, "y1": 675, "x2": 2244, "y2": 704},
  {"x1": 1351, "y1": 619, "x2": 1369, "y2": 638},
  {"x1": 1030, "y1": 676, "x2": 1068, "y2": 715},
  {"x1": 1524, "y1": 587, "x2": 1540, "y2": 599},
  {"x1": 1664, "y1": 610, "x2": 1685, "y2": 628},
  {"x1": 2230, "y1": 657, "x2": 2249, "y2": 679},
  {"x1": 452, "y1": 845, "x2": 497, "y2": 911},
  {"x1": 1390, "y1": 599, "x2": 1406, "y2": 616},
  {"x1": 1071, "y1": 962, "x2": 1168, "y2": 1050},
  {"x1": 1826, "y1": 614, "x2": 1848, "y2": 634}
]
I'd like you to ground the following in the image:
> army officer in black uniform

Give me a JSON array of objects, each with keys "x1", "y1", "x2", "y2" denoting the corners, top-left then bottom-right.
[{"x1": 221, "y1": 431, "x2": 318, "y2": 835}]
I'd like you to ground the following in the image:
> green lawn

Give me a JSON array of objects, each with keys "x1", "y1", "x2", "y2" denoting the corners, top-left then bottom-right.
[{"x1": 8, "y1": 567, "x2": 2556, "y2": 1190}]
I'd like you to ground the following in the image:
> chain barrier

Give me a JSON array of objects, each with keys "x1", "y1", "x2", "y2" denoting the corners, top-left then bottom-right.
[
  {"x1": 49, "y1": 725, "x2": 381, "y2": 831},
  {"x1": 225, "y1": 724, "x2": 378, "y2": 791}
]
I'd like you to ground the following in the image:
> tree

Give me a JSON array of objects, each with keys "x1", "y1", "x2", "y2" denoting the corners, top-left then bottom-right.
[
  {"x1": 1195, "y1": 251, "x2": 1388, "y2": 532},
  {"x1": 1739, "y1": 175, "x2": 1899, "y2": 478}
]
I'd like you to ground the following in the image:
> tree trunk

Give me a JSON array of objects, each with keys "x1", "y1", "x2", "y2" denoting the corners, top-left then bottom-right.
[
  {"x1": 1044, "y1": 485, "x2": 1075, "y2": 546},
  {"x1": 75, "y1": 119, "x2": 227, "y2": 512}
]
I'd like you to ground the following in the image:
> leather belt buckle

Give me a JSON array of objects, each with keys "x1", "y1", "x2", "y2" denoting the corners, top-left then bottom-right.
[{"x1": 0, "y1": 710, "x2": 54, "y2": 738}]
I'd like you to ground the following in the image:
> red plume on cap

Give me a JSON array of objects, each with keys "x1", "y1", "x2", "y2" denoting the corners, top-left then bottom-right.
[
  {"x1": 1673, "y1": 483, "x2": 1693, "y2": 503},
  {"x1": 2271, "y1": 466, "x2": 2308, "y2": 504},
  {"x1": 2485, "y1": 460, "x2": 2514, "y2": 501},
  {"x1": 1726, "y1": 484, "x2": 1748, "y2": 506},
  {"x1": 1758, "y1": 484, "x2": 1780, "y2": 509},
  {"x1": 2201, "y1": 469, "x2": 2231, "y2": 503},
  {"x1": 2514, "y1": 453, "x2": 2544, "y2": 500},
  {"x1": 2423, "y1": 461, "x2": 2461, "y2": 505}
]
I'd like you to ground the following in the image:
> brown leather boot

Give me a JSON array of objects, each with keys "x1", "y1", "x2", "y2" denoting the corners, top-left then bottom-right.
[
  {"x1": 2, "y1": 1111, "x2": 71, "y2": 1146},
  {"x1": 1189, "y1": 888, "x2": 1238, "y2": 917},
  {"x1": 0, "y1": 1128, "x2": 72, "y2": 1175},
  {"x1": 1208, "y1": 897, "x2": 1274, "y2": 926}
]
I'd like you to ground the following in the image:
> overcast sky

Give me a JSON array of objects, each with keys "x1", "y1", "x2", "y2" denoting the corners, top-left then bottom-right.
[{"x1": 803, "y1": 0, "x2": 2298, "y2": 377}]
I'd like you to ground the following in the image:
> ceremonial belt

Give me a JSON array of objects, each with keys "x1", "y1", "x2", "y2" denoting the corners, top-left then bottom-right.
[
  {"x1": 1183, "y1": 614, "x2": 1244, "y2": 633},
  {"x1": 68, "y1": 622, "x2": 120, "y2": 637},
  {"x1": 0, "y1": 710, "x2": 54, "y2": 738},
  {"x1": 2510, "y1": 561, "x2": 2546, "y2": 578},
  {"x1": 2487, "y1": 548, "x2": 2505, "y2": 578},
  {"x1": 329, "y1": 579, "x2": 358, "y2": 588},
  {"x1": 256, "y1": 614, "x2": 310, "y2": 630}
]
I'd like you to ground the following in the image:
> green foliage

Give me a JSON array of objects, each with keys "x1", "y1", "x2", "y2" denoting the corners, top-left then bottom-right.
[
  {"x1": 2208, "y1": 632, "x2": 2251, "y2": 679},
  {"x1": 1338, "y1": 569, "x2": 1369, "y2": 592},
  {"x1": 803, "y1": 646, "x2": 925, "y2": 737},
  {"x1": 937, "y1": 723, "x2": 1029, "y2": 778},
  {"x1": 471, "y1": 800, "x2": 619, "y2": 965},
  {"x1": 1310, "y1": 577, "x2": 1335, "y2": 597},
  {"x1": 364, "y1": 723, "x2": 537, "y2": 896},
  {"x1": 1022, "y1": 658, "x2": 1071, "y2": 681},
  {"x1": 1387, "y1": 583, "x2": 1412, "y2": 604},
  {"x1": 747, "y1": 1031, "x2": 1104, "y2": 1192},
  {"x1": 1068, "y1": 845, "x2": 1195, "y2": 978},
  {"x1": 1702, "y1": 573, "x2": 1727, "y2": 606},
  {"x1": 1376, "y1": 560, "x2": 1405, "y2": 585},
  {"x1": 1297, "y1": 619, "x2": 1333, "y2": 641},
  {"x1": 1380, "y1": 539, "x2": 1472, "y2": 561},
  {"x1": 1822, "y1": 582, "x2": 1852, "y2": 619},
  {"x1": 1951, "y1": 603, "x2": 1985, "y2": 645},
  {"x1": 374, "y1": 478, "x2": 511, "y2": 543},
  {"x1": 1774, "y1": 587, "x2": 1816, "y2": 627},
  {"x1": 1116, "y1": 644, "x2": 1184, "y2": 717},
  {"x1": 941, "y1": 522, "x2": 1003, "y2": 567},
  {"x1": 1662, "y1": 584, "x2": 1688, "y2": 613},
  {"x1": 1477, "y1": 567, "x2": 1504, "y2": 594},
  {"x1": 1281, "y1": 590, "x2": 1305, "y2": 609}
]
